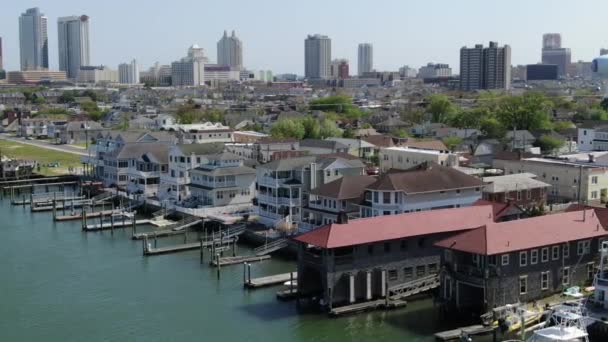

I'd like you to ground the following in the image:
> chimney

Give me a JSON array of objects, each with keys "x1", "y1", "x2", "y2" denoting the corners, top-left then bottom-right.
[
  {"x1": 589, "y1": 154, "x2": 595, "y2": 163},
  {"x1": 337, "y1": 211, "x2": 349, "y2": 224}
]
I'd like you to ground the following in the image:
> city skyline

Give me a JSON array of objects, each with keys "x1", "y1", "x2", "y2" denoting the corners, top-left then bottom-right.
[{"x1": 2, "y1": 0, "x2": 608, "y2": 74}]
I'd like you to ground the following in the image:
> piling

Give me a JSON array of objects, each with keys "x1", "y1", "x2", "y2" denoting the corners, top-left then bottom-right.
[
  {"x1": 200, "y1": 239, "x2": 204, "y2": 264},
  {"x1": 216, "y1": 253, "x2": 221, "y2": 279}
]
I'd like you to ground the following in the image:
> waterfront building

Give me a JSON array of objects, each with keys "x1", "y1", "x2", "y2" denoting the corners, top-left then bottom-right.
[
  {"x1": 217, "y1": 30, "x2": 243, "y2": 70},
  {"x1": 57, "y1": 15, "x2": 90, "y2": 79},
  {"x1": 187, "y1": 152, "x2": 256, "y2": 207},
  {"x1": 6, "y1": 70, "x2": 67, "y2": 84},
  {"x1": 526, "y1": 64, "x2": 558, "y2": 81},
  {"x1": 357, "y1": 43, "x2": 373, "y2": 76},
  {"x1": 125, "y1": 144, "x2": 170, "y2": 197},
  {"x1": 459, "y1": 42, "x2": 511, "y2": 91},
  {"x1": 436, "y1": 208, "x2": 607, "y2": 312},
  {"x1": 417, "y1": 63, "x2": 451, "y2": 79},
  {"x1": 305, "y1": 34, "x2": 331, "y2": 79},
  {"x1": 19, "y1": 7, "x2": 49, "y2": 71},
  {"x1": 77, "y1": 65, "x2": 118, "y2": 84},
  {"x1": 118, "y1": 59, "x2": 139, "y2": 84}
]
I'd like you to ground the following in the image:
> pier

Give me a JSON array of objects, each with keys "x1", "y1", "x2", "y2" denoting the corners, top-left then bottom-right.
[
  {"x1": 434, "y1": 325, "x2": 497, "y2": 341},
  {"x1": 144, "y1": 236, "x2": 237, "y2": 256},
  {"x1": 244, "y1": 271, "x2": 297, "y2": 288},
  {"x1": 83, "y1": 219, "x2": 152, "y2": 231}
]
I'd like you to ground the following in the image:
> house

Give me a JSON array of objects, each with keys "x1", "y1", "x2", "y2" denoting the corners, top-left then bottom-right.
[
  {"x1": 435, "y1": 208, "x2": 608, "y2": 312},
  {"x1": 375, "y1": 117, "x2": 409, "y2": 133},
  {"x1": 254, "y1": 138, "x2": 301, "y2": 163},
  {"x1": 410, "y1": 123, "x2": 448, "y2": 137},
  {"x1": 161, "y1": 143, "x2": 226, "y2": 201},
  {"x1": 187, "y1": 152, "x2": 256, "y2": 207},
  {"x1": 379, "y1": 146, "x2": 458, "y2": 171},
  {"x1": 358, "y1": 162, "x2": 484, "y2": 217},
  {"x1": 18, "y1": 118, "x2": 54, "y2": 138},
  {"x1": 578, "y1": 123, "x2": 608, "y2": 152},
  {"x1": 256, "y1": 155, "x2": 365, "y2": 228},
  {"x1": 300, "y1": 175, "x2": 377, "y2": 231},
  {"x1": 54, "y1": 121, "x2": 105, "y2": 144},
  {"x1": 293, "y1": 205, "x2": 502, "y2": 311},
  {"x1": 232, "y1": 131, "x2": 269, "y2": 143},
  {"x1": 399, "y1": 139, "x2": 448, "y2": 152},
  {"x1": 153, "y1": 114, "x2": 176, "y2": 129},
  {"x1": 125, "y1": 143, "x2": 170, "y2": 197},
  {"x1": 162, "y1": 122, "x2": 233, "y2": 143},
  {"x1": 300, "y1": 139, "x2": 349, "y2": 155},
  {"x1": 505, "y1": 130, "x2": 536, "y2": 150},
  {"x1": 326, "y1": 137, "x2": 376, "y2": 160},
  {"x1": 129, "y1": 116, "x2": 156, "y2": 130},
  {"x1": 432, "y1": 127, "x2": 481, "y2": 140},
  {"x1": 482, "y1": 173, "x2": 550, "y2": 208}
]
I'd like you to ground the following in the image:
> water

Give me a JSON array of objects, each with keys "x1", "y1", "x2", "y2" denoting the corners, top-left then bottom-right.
[{"x1": 0, "y1": 197, "x2": 465, "y2": 342}]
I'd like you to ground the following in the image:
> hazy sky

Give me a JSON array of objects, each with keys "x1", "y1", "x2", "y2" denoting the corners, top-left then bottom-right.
[{"x1": 1, "y1": 0, "x2": 608, "y2": 74}]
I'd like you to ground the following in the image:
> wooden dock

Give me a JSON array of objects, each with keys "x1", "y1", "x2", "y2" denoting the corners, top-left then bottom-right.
[
  {"x1": 132, "y1": 229, "x2": 185, "y2": 240},
  {"x1": 434, "y1": 325, "x2": 496, "y2": 341},
  {"x1": 83, "y1": 219, "x2": 151, "y2": 231},
  {"x1": 55, "y1": 209, "x2": 120, "y2": 221},
  {"x1": 211, "y1": 255, "x2": 270, "y2": 267},
  {"x1": 245, "y1": 272, "x2": 297, "y2": 288},
  {"x1": 144, "y1": 237, "x2": 237, "y2": 256},
  {"x1": 329, "y1": 299, "x2": 386, "y2": 317}
]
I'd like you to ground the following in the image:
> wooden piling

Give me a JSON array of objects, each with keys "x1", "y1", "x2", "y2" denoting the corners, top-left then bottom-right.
[
  {"x1": 200, "y1": 240, "x2": 204, "y2": 264},
  {"x1": 216, "y1": 253, "x2": 221, "y2": 279}
]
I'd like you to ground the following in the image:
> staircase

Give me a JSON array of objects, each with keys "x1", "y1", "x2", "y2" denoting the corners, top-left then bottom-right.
[
  {"x1": 387, "y1": 274, "x2": 440, "y2": 301},
  {"x1": 220, "y1": 224, "x2": 246, "y2": 239},
  {"x1": 168, "y1": 216, "x2": 202, "y2": 231},
  {"x1": 253, "y1": 238, "x2": 288, "y2": 256}
]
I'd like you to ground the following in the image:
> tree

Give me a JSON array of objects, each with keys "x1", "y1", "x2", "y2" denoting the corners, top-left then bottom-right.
[
  {"x1": 301, "y1": 116, "x2": 320, "y2": 139},
  {"x1": 552, "y1": 121, "x2": 575, "y2": 131},
  {"x1": 495, "y1": 93, "x2": 553, "y2": 130},
  {"x1": 59, "y1": 90, "x2": 77, "y2": 104},
  {"x1": 448, "y1": 108, "x2": 484, "y2": 129},
  {"x1": 427, "y1": 94, "x2": 456, "y2": 123},
  {"x1": 270, "y1": 119, "x2": 305, "y2": 139},
  {"x1": 479, "y1": 117, "x2": 506, "y2": 139},
  {"x1": 319, "y1": 119, "x2": 342, "y2": 139},
  {"x1": 535, "y1": 134, "x2": 565, "y2": 154},
  {"x1": 342, "y1": 128, "x2": 355, "y2": 138},
  {"x1": 81, "y1": 89, "x2": 98, "y2": 102},
  {"x1": 362, "y1": 123, "x2": 372, "y2": 129},
  {"x1": 390, "y1": 128, "x2": 409, "y2": 138},
  {"x1": 309, "y1": 95, "x2": 364, "y2": 119},
  {"x1": 442, "y1": 136, "x2": 463, "y2": 152}
]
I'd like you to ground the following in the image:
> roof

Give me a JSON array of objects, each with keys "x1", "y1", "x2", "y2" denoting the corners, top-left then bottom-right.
[
  {"x1": 482, "y1": 173, "x2": 551, "y2": 193},
  {"x1": 300, "y1": 139, "x2": 348, "y2": 150},
  {"x1": 207, "y1": 151, "x2": 243, "y2": 161},
  {"x1": 261, "y1": 155, "x2": 365, "y2": 172},
  {"x1": 362, "y1": 135, "x2": 394, "y2": 148},
  {"x1": 294, "y1": 205, "x2": 496, "y2": 249},
  {"x1": 309, "y1": 175, "x2": 377, "y2": 200},
  {"x1": 472, "y1": 199, "x2": 523, "y2": 220},
  {"x1": 367, "y1": 162, "x2": 484, "y2": 193},
  {"x1": 175, "y1": 143, "x2": 225, "y2": 155},
  {"x1": 435, "y1": 209, "x2": 608, "y2": 255},
  {"x1": 505, "y1": 130, "x2": 536, "y2": 142},
  {"x1": 111, "y1": 142, "x2": 170, "y2": 161},
  {"x1": 193, "y1": 165, "x2": 255, "y2": 176},
  {"x1": 400, "y1": 139, "x2": 448, "y2": 151},
  {"x1": 257, "y1": 137, "x2": 298, "y2": 144}
]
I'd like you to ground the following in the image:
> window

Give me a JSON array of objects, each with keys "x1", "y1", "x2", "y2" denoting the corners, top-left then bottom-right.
[
  {"x1": 592, "y1": 176, "x2": 599, "y2": 184},
  {"x1": 517, "y1": 191, "x2": 521, "y2": 200},
  {"x1": 530, "y1": 249, "x2": 538, "y2": 265},
  {"x1": 520, "y1": 251, "x2": 528, "y2": 267},
  {"x1": 527, "y1": 190, "x2": 532, "y2": 200},
  {"x1": 563, "y1": 243, "x2": 570, "y2": 258},
  {"x1": 592, "y1": 191, "x2": 598, "y2": 199},
  {"x1": 488, "y1": 255, "x2": 497, "y2": 266},
  {"x1": 541, "y1": 271, "x2": 550, "y2": 290},
  {"x1": 216, "y1": 191, "x2": 224, "y2": 199},
  {"x1": 383, "y1": 211, "x2": 391, "y2": 216},
  {"x1": 578, "y1": 240, "x2": 591, "y2": 255},
  {"x1": 334, "y1": 169, "x2": 339, "y2": 176},
  {"x1": 519, "y1": 276, "x2": 528, "y2": 295},
  {"x1": 541, "y1": 247, "x2": 549, "y2": 262},
  {"x1": 388, "y1": 269, "x2": 398, "y2": 281},
  {"x1": 326, "y1": 170, "x2": 331, "y2": 177},
  {"x1": 384, "y1": 242, "x2": 391, "y2": 253},
  {"x1": 501, "y1": 254, "x2": 509, "y2": 266},
  {"x1": 383, "y1": 192, "x2": 391, "y2": 204},
  {"x1": 418, "y1": 237, "x2": 426, "y2": 248},
  {"x1": 562, "y1": 267, "x2": 570, "y2": 286},
  {"x1": 403, "y1": 267, "x2": 413, "y2": 279},
  {"x1": 416, "y1": 265, "x2": 426, "y2": 277},
  {"x1": 428, "y1": 263, "x2": 438, "y2": 273},
  {"x1": 552, "y1": 246, "x2": 560, "y2": 260},
  {"x1": 383, "y1": 154, "x2": 388, "y2": 161},
  {"x1": 373, "y1": 192, "x2": 379, "y2": 203},
  {"x1": 588, "y1": 263, "x2": 596, "y2": 280}
]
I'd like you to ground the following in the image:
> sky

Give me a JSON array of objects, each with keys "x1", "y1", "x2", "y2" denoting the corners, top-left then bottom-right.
[{"x1": 1, "y1": 0, "x2": 608, "y2": 74}]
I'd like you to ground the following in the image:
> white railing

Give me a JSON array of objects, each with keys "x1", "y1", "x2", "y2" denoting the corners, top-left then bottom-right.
[{"x1": 127, "y1": 169, "x2": 160, "y2": 179}]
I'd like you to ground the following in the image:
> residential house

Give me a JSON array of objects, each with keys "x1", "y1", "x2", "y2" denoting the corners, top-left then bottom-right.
[
  {"x1": 379, "y1": 146, "x2": 458, "y2": 171},
  {"x1": 505, "y1": 130, "x2": 536, "y2": 151},
  {"x1": 129, "y1": 116, "x2": 156, "y2": 130},
  {"x1": 482, "y1": 173, "x2": 550, "y2": 208},
  {"x1": 436, "y1": 208, "x2": 607, "y2": 312},
  {"x1": 327, "y1": 137, "x2": 376, "y2": 160},
  {"x1": 254, "y1": 138, "x2": 301, "y2": 163},
  {"x1": 375, "y1": 117, "x2": 409, "y2": 133},
  {"x1": 18, "y1": 118, "x2": 54, "y2": 138},
  {"x1": 358, "y1": 162, "x2": 484, "y2": 217},
  {"x1": 432, "y1": 127, "x2": 481, "y2": 140},
  {"x1": 300, "y1": 139, "x2": 349, "y2": 155},
  {"x1": 300, "y1": 175, "x2": 377, "y2": 231},
  {"x1": 187, "y1": 152, "x2": 256, "y2": 207},
  {"x1": 578, "y1": 123, "x2": 608, "y2": 151},
  {"x1": 162, "y1": 122, "x2": 233, "y2": 143},
  {"x1": 126, "y1": 144, "x2": 169, "y2": 197},
  {"x1": 54, "y1": 121, "x2": 105, "y2": 145}
]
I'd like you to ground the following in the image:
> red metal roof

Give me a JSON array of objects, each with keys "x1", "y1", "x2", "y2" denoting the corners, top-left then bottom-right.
[
  {"x1": 435, "y1": 209, "x2": 608, "y2": 255},
  {"x1": 294, "y1": 205, "x2": 496, "y2": 249}
]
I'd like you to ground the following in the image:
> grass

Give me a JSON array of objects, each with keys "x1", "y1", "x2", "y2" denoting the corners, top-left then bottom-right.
[{"x1": 0, "y1": 140, "x2": 83, "y2": 176}]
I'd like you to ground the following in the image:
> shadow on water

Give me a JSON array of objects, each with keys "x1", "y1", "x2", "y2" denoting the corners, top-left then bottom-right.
[{"x1": 238, "y1": 299, "x2": 299, "y2": 321}]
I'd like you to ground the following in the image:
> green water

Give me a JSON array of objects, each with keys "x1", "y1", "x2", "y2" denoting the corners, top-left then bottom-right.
[{"x1": 0, "y1": 198, "x2": 467, "y2": 342}]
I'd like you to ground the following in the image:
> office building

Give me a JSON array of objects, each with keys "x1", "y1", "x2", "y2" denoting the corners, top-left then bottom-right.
[
  {"x1": 601, "y1": 49, "x2": 608, "y2": 56},
  {"x1": 217, "y1": 30, "x2": 243, "y2": 70},
  {"x1": 541, "y1": 33, "x2": 571, "y2": 77},
  {"x1": 0, "y1": 37, "x2": 3, "y2": 71},
  {"x1": 357, "y1": 43, "x2": 373, "y2": 76},
  {"x1": 305, "y1": 34, "x2": 331, "y2": 79},
  {"x1": 57, "y1": 15, "x2": 90, "y2": 79},
  {"x1": 418, "y1": 63, "x2": 452, "y2": 79},
  {"x1": 330, "y1": 59, "x2": 349, "y2": 79},
  {"x1": 399, "y1": 66, "x2": 417, "y2": 78},
  {"x1": 7, "y1": 70, "x2": 67, "y2": 84},
  {"x1": 526, "y1": 64, "x2": 558, "y2": 81},
  {"x1": 118, "y1": 59, "x2": 139, "y2": 84},
  {"x1": 19, "y1": 7, "x2": 49, "y2": 71},
  {"x1": 171, "y1": 45, "x2": 206, "y2": 86},
  {"x1": 460, "y1": 42, "x2": 511, "y2": 91},
  {"x1": 77, "y1": 65, "x2": 118, "y2": 84},
  {"x1": 140, "y1": 62, "x2": 172, "y2": 86}
]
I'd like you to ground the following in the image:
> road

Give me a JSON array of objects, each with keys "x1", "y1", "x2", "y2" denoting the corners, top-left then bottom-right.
[{"x1": 0, "y1": 134, "x2": 89, "y2": 157}]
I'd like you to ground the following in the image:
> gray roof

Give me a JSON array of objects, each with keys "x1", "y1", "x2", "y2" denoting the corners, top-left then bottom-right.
[
  {"x1": 505, "y1": 130, "x2": 536, "y2": 142},
  {"x1": 176, "y1": 143, "x2": 225, "y2": 155},
  {"x1": 207, "y1": 151, "x2": 244, "y2": 161},
  {"x1": 261, "y1": 155, "x2": 364, "y2": 171},
  {"x1": 482, "y1": 173, "x2": 551, "y2": 193},
  {"x1": 300, "y1": 139, "x2": 349, "y2": 150},
  {"x1": 65, "y1": 121, "x2": 103, "y2": 131},
  {"x1": 194, "y1": 165, "x2": 255, "y2": 176},
  {"x1": 111, "y1": 142, "x2": 170, "y2": 162}
]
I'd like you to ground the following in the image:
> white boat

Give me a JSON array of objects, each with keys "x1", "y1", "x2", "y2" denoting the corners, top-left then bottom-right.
[{"x1": 527, "y1": 303, "x2": 589, "y2": 342}]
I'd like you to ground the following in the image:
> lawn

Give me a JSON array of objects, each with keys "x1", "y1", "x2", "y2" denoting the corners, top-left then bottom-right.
[{"x1": 0, "y1": 140, "x2": 84, "y2": 176}]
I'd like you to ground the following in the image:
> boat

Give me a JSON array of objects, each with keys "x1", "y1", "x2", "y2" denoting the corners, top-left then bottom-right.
[{"x1": 527, "y1": 302, "x2": 589, "y2": 342}]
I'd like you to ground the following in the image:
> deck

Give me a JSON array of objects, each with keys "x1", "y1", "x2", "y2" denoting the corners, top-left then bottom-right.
[
  {"x1": 329, "y1": 299, "x2": 387, "y2": 316},
  {"x1": 55, "y1": 210, "x2": 120, "y2": 221},
  {"x1": 144, "y1": 237, "x2": 237, "y2": 256},
  {"x1": 245, "y1": 272, "x2": 297, "y2": 288},
  {"x1": 434, "y1": 325, "x2": 496, "y2": 341},
  {"x1": 83, "y1": 219, "x2": 151, "y2": 231},
  {"x1": 211, "y1": 255, "x2": 270, "y2": 267},
  {"x1": 132, "y1": 229, "x2": 185, "y2": 240}
]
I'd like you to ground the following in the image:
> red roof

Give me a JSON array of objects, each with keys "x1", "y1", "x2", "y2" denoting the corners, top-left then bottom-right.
[
  {"x1": 294, "y1": 205, "x2": 496, "y2": 249},
  {"x1": 473, "y1": 199, "x2": 521, "y2": 220},
  {"x1": 435, "y1": 209, "x2": 608, "y2": 255}
]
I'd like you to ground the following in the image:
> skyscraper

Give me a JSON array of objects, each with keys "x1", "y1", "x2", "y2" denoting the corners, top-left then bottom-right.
[
  {"x1": 118, "y1": 59, "x2": 139, "y2": 84},
  {"x1": 600, "y1": 49, "x2": 608, "y2": 56},
  {"x1": 460, "y1": 41, "x2": 511, "y2": 91},
  {"x1": 0, "y1": 37, "x2": 4, "y2": 71},
  {"x1": 357, "y1": 43, "x2": 373, "y2": 76},
  {"x1": 58, "y1": 15, "x2": 91, "y2": 79},
  {"x1": 541, "y1": 33, "x2": 570, "y2": 77},
  {"x1": 171, "y1": 45, "x2": 206, "y2": 86},
  {"x1": 217, "y1": 30, "x2": 243, "y2": 70},
  {"x1": 19, "y1": 7, "x2": 49, "y2": 71},
  {"x1": 304, "y1": 34, "x2": 331, "y2": 79},
  {"x1": 330, "y1": 59, "x2": 349, "y2": 79}
]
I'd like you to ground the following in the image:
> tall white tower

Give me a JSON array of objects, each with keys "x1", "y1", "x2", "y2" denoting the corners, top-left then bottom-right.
[
  {"x1": 217, "y1": 30, "x2": 243, "y2": 69},
  {"x1": 58, "y1": 15, "x2": 91, "y2": 79}
]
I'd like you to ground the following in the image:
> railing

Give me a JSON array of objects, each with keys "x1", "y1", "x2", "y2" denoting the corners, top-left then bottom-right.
[
  {"x1": 254, "y1": 238, "x2": 288, "y2": 256},
  {"x1": 198, "y1": 181, "x2": 237, "y2": 188}
]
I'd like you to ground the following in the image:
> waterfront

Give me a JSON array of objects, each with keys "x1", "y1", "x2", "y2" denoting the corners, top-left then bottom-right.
[{"x1": 0, "y1": 198, "x2": 475, "y2": 342}]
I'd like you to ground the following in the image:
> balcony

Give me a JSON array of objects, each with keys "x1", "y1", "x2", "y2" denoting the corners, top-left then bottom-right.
[{"x1": 128, "y1": 168, "x2": 161, "y2": 179}]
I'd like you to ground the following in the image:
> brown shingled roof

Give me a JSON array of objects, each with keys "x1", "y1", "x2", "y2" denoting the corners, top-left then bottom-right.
[
  {"x1": 400, "y1": 139, "x2": 448, "y2": 151},
  {"x1": 309, "y1": 175, "x2": 377, "y2": 200}
]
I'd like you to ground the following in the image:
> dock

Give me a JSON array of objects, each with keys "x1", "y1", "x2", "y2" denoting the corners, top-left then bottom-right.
[
  {"x1": 211, "y1": 255, "x2": 270, "y2": 266},
  {"x1": 83, "y1": 219, "x2": 151, "y2": 231},
  {"x1": 55, "y1": 209, "x2": 120, "y2": 221},
  {"x1": 434, "y1": 325, "x2": 496, "y2": 341},
  {"x1": 329, "y1": 300, "x2": 387, "y2": 316},
  {"x1": 245, "y1": 272, "x2": 297, "y2": 288},
  {"x1": 132, "y1": 229, "x2": 185, "y2": 240},
  {"x1": 144, "y1": 237, "x2": 237, "y2": 256},
  {"x1": 276, "y1": 288, "x2": 299, "y2": 300}
]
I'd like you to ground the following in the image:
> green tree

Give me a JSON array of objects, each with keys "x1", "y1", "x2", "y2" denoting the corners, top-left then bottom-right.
[
  {"x1": 319, "y1": 119, "x2": 342, "y2": 138},
  {"x1": 342, "y1": 128, "x2": 355, "y2": 138},
  {"x1": 448, "y1": 108, "x2": 484, "y2": 129},
  {"x1": 309, "y1": 95, "x2": 364, "y2": 119},
  {"x1": 390, "y1": 128, "x2": 409, "y2": 138},
  {"x1": 479, "y1": 117, "x2": 506, "y2": 139},
  {"x1": 59, "y1": 90, "x2": 77, "y2": 104},
  {"x1": 270, "y1": 119, "x2": 305, "y2": 139},
  {"x1": 362, "y1": 123, "x2": 372, "y2": 129},
  {"x1": 552, "y1": 121, "x2": 575, "y2": 131},
  {"x1": 81, "y1": 90, "x2": 98, "y2": 102},
  {"x1": 427, "y1": 94, "x2": 456, "y2": 123},
  {"x1": 442, "y1": 136, "x2": 463, "y2": 152},
  {"x1": 301, "y1": 116, "x2": 320, "y2": 139},
  {"x1": 535, "y1": 134, "x2": 565, "y2": 154},
  {"x1": 495, "y1": 93, "x2": 553, "y2": 130}
]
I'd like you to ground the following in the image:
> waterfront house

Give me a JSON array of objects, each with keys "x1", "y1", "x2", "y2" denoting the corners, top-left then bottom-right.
[
  {"x1": 187, "y1": 152, "x2": 256, "y2": 207},
  {"x1": 126, "y1": 144, "x2": 169, "y2": 197},
  {"x1": 358, "y1": 162, "x2": 484, "y2": 218},
  {"x1": 482, "y1": 173, "x2": 550, "y2": 208},
  {"x1": 54, "y1": 121, "x2": 105, "y2": 145},
  {"x1": 435, "y1": 208, "x2": 608, "y2": 313}
]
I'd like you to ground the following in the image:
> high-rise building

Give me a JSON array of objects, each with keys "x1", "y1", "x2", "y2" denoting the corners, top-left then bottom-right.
[
  {"x1": 526, "y1": 64, "x2": 558, "y2": 81},
  {"x1": 460, "y1": 41, "x2": 511, "y2": 91},
  {"x1": 541, "y1": 33, "x2": 570, "y2": 77},
  {"x1": 217, "y1": 30, "x2": 243, "y2": 70},
  {"x1": 330, "y1": 59, "x2": 349, "y2": 79},
  {"x1": 601, "y1": 49, "x2": 608, "y2": 56},
  {"x1": 304, "y1": 34, "x2": 331, "y2": 79},
  {"x1": 0, "y1": 37, "x2": 4, "y2": 71},
  {"x1": 171, "y1": 45, "x2": 206, "y2": 86},
  {"x1": 57, "y1": 15, "x2": 90, "y2": 79},
  {"x1": 357, "y1": 43, "x2": 373, "y2": 76},
  {"x1": 417, "y1": 63, "x2": 452, "y2": 79},
  {"x1": 19, "y1": 7, "x2": 49, "y2": 71},
  {"x1": 118, "y1": 59, "x2": 139, "y2": 84}
]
